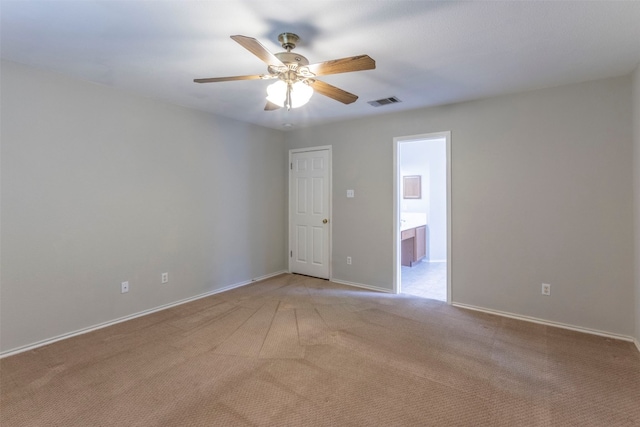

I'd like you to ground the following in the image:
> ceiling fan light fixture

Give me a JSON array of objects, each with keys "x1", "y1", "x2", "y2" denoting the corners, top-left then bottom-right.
[{"x1": 266, "y1": 80, "x2": 313, "y2": 109}]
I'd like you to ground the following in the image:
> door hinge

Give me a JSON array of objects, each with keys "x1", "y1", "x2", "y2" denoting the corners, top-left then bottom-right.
[
  {"x1": 290, "y1": 251, "x2": 293, "y2": 257},
  {"x1": 290, "y1": 162, "x2": 293, "y2": 170}
]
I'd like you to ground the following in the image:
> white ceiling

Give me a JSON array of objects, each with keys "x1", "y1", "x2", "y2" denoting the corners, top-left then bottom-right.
[{"x1": 2, "y1": 1, "x2": 640, "y2": 131}]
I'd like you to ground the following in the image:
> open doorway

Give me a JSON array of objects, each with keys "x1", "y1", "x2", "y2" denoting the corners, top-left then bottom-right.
[{"x1": 393, "y1": 132, "x2": 451, "y2": 302}]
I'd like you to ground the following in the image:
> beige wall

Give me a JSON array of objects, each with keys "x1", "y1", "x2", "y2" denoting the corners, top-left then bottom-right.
[
  {"x1": 286, "y1": 75, "x2": 635, "y2": 337},
  {"x1": 633, "y1": 64, "x2": 640, "y2": 345},
  {"x1": 2, "y1": 59, "x2": 636, "y2": 353},
  {"x1": 0, "y1": 61, "x2": 288, "y2": 353}
]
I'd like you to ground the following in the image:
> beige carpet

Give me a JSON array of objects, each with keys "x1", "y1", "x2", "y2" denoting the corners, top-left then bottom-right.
[{"x1": 1, "y1": 274, "x2": 639, "y2": 426}]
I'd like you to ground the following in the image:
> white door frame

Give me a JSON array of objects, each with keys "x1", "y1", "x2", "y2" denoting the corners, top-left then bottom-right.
[
  {"x1": 288, "y1": 145, "x2": 332, "y2": 279},
  {"x1": 393, "y1": 132, "x2": 451, "y2": 303}
]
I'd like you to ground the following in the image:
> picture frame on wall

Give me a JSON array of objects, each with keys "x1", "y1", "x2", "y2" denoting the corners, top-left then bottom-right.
[{"x1": 403, "y1": 175, "x2": 421, "y2": 199}]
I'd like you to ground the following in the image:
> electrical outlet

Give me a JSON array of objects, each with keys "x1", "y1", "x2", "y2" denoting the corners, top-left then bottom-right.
[
  {"x1": 347, "y1": 256, "x2": 352, "y2": 265},
  {"x1": 121, "y1": 281, "x2": 129, "y2": 294},
  {"x1": 161, "y1": 272, "x2": 169, "y2": 284},
  {"x1": 541, "y1": 283, "x2": 551, "y2": 296}
]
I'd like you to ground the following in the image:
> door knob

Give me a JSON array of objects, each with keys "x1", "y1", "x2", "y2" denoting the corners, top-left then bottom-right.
[{"x1": 322, "y1": 219, "x2": 328, "y2": 224}]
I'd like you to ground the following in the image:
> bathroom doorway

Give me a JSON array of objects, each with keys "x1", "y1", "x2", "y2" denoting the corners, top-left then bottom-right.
[{"x1": 393, "y1": 132, "x2": 451, "y2": 302}]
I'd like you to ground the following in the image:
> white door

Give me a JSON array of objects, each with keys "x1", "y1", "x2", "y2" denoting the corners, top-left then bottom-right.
[{"x1": 289, "y1": 148, "x2": 330, "y2": 279}]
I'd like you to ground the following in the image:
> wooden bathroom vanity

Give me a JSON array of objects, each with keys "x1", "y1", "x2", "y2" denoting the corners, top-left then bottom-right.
[{"x1": 400, "y1": 212, "x2": 428, "y2": 267}]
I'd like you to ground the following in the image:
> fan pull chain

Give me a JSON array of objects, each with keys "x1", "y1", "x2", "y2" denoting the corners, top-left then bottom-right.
[{"x1": 285, "y1": 83, "x2": 293, "y2": 111}]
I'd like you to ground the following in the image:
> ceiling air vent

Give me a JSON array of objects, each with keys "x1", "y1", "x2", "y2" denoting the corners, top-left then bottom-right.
[{"x1": 367, "y1": 96, "x2": 402, "y2": 107}]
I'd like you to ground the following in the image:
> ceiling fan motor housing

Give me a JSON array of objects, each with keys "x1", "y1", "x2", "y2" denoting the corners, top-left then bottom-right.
[
  {"x1": 275, "y1": 52, "x2": 309, "y2": 67},
  {"x1": 271, "y1": 51, "x2": 311, "y2": 81}
]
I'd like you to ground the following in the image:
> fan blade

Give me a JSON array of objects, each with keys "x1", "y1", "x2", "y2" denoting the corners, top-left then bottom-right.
[
  {"x1": 264, "y1": 101, "x2": 281, "y2": 111},
  {"x1": 305, "y1": 55, "x2": 375, "y2": 76},
  {"x1": 309, "y1": 80, "x2": 358, "y2": 104},
  {"x1": 231, "y1": 35, "x2": 284, "y2": 67},
  {"x1": 194, "y1": 74, "x2": 271, "y2": 83}
]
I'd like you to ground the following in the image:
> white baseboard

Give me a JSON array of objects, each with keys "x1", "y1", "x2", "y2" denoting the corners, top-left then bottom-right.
[
  {"x1": 330, "y1": 278, "x2": 393, "y2": 294},
  {"x1": 6, "y1": 272, "x2": 637, "y2": 357},
  {"x1": 0, "y1": 270, "x2": 287, "y2": 359},
  {"x1": 453, "y1": 302, "x2": 637, "y2": 346}
]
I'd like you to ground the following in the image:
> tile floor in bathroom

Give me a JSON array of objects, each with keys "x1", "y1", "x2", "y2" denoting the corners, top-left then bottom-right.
[{"x1": 401, "y1": 261, "x2": 447, "y2": 301}]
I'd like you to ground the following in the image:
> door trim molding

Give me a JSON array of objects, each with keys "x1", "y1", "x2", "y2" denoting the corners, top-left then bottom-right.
[
  {"x1": 288, "y1": 146, "x2": 333, "y2": 280},
  {"x1": 393, "y1": 132, "x2": 452, "y2": 303}
]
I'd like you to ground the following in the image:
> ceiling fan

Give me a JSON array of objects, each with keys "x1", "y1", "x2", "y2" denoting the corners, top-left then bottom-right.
[{"x1": 194, "y1": 33, "x2": 375, "y2": 111}]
